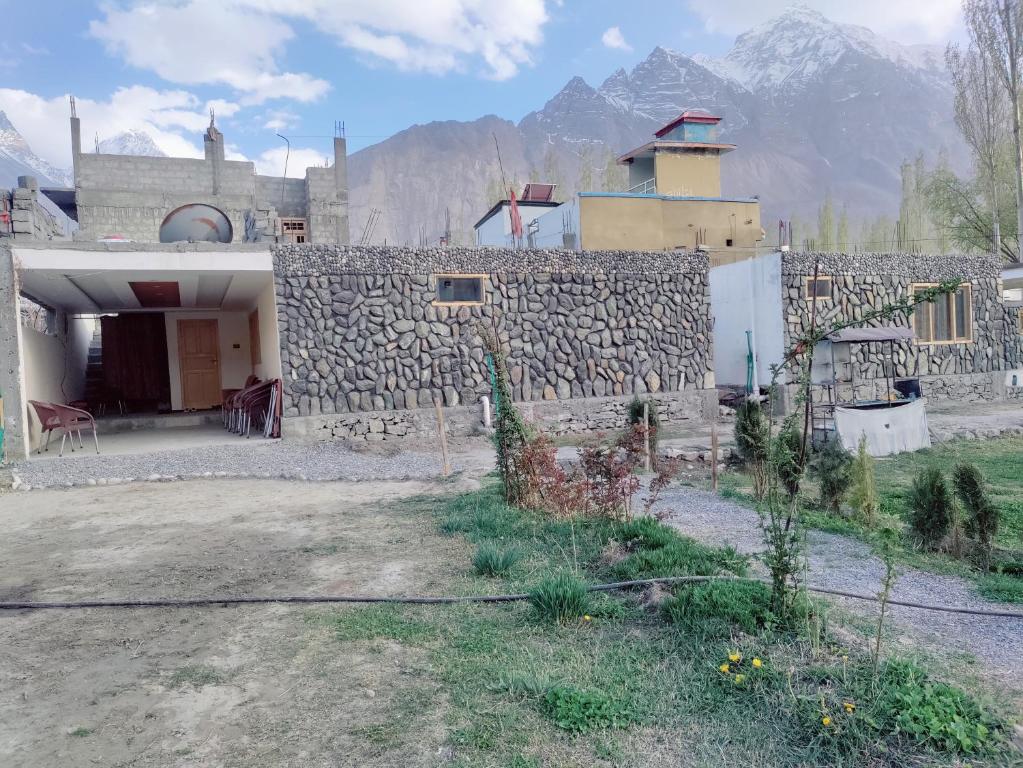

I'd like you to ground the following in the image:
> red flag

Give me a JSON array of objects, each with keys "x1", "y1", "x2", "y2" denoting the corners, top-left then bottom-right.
[{"x1": 509, "y1": 187, "x2": 523, "y2": 241}]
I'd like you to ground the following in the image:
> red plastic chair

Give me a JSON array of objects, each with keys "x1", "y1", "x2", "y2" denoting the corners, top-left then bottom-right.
[
  {"x1": 27, "y1": 400, "x2": 61, "y2": 454},
  {"x1": 51, "y1": 403, "x2": 100, "y2": 457},
  {"x1": 222, "y1": 375, "x2": 260, "y2": 426}
]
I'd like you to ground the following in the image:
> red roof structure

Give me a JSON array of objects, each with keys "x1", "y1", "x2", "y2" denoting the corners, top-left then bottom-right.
[{"x1": 654, "y1": 109, "x2": 722, "y2": 138}]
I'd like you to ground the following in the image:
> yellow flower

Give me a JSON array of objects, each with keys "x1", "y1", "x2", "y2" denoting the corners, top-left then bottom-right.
[
  {"x1": 843, "y1": 702, "x2": 856, "y2": 713},
  {"x1": 734, "y1": 674, "x2": 745, "y2": 684},
  {"x1": 583, "y1": 615, "x2": 592, "y2": 622},
  {"x1": 822, "y1": 716, "x2": 832, "y2": 727},
  {"x1": 728, "y1": 651, "x2": 741, "y2": 663},
  {"x1": 719, "y1": 663, "x2": 730, "y2": 673},
  {"x1": 752, "y1": 658, "x2": 763, "y2": 668},
  {"x1": 841, "y1": 655, "x2": 849, "y2": 663}
]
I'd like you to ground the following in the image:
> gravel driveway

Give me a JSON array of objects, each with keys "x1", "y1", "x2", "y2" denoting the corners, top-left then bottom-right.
[
  {"x1": 10, "y1": 440, "x2": 449, "y2": 489},
  {"x1": 653, "y1": 485, "x2": 1023, "y2": 700}
]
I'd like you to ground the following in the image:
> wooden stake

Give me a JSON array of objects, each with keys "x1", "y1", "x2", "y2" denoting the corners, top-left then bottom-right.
[
  {"x1": 434, "y1": 399, "x2": 450, "y2": 477},
  {"x1": 643, "y1": 402, "x2": 651, "y2": 473},
  {"x1": 711, "y1": 420, "x2": 719, "y2": 493}
]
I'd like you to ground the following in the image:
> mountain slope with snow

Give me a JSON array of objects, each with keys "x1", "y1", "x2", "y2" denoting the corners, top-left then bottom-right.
[
  {"x1": 96, "y1": 129, "x2": 166, "y2": 157},
  {"x1": 0, "y1": 111, "x2": 72, "y2": 188}
]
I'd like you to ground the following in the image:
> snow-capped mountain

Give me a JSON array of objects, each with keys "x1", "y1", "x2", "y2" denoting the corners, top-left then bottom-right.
[
  {"x1": 0, "y1": 111, "x2": 72, "y2": 188},
  {"x1": 703, "y1": 5, "x2": 946, "y2": 94},
  {"x1": 96, "y1": 129, "x2": 166, "y2": 157},
  {"x1": 346, "y1": 5, "x2": 963, "y2": 245}
]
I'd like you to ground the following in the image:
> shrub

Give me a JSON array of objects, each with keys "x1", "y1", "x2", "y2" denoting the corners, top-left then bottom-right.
[
  {"x1": 907, "y1": 467, "x2": 953, "y2": 549},
  {"x1": 578, "y1": 432, "x2": 641, "y2": 520},
  {"x1": 848, "y1": 435, "x2": 879, "y2": 526},
  {"x1": 810, "y1": 437, "x2": 853, "y2": 514},
  {"x1": 515, "y1": 434, "x2": 588, "y2": 517},
  {"x1": 529, "y1": 572, "x2": 590, "y2": 623},
  {"x1": 661, "y1": 580, "x2": 776, "y2": 636},
  {"x1": 953, "y1": 462, "x2": 1000, "y2": 569},
  {"x1": 772, "y1": 425, "x2": 806, "y2": 500},
  {"x1": 735, "y1": 399, "x2": 770, "y2": 499},
  {"x1": 626, "y1": 396, "x2": 660, "y2": 459},
  {"x1": 540, "y1": 685, "x2": 638, "y2": 732},
  {"x1": 472, "y1": 543, "x2": 522, "y2": 576}
]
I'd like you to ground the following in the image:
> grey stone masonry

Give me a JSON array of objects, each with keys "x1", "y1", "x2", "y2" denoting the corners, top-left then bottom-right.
[
  {"x1": 2, "y1": 177, "x2": 64, "y2": 241},
  {"x1": 782, "y1": 252, "x2": 1005, "y2": 401},
  {"x1": 272, "y1": 245, "x2": 714, "y2": 425},
  {"x1": 1004, "y1": 301, "x2": 1022, "y2": 370}
]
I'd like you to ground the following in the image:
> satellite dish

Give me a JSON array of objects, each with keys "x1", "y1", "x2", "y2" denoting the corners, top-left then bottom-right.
[{"x1": 159, "y1": 203, "x2": 233, "y2": 243}]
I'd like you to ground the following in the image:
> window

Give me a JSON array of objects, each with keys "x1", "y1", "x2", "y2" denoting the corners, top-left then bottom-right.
[
  {"x1": 280, "y1": 217, "x2": 307, "y2": 244},
  {"x1": 912, "y1": 283, "x2": 972, "y2": 344},
  {"x1": 725, "y1": 238, "x2": 734, "y2": 247},
  {"x1": 804, "y1": 276, "x2": 833, "y2": 301},
  {"x1": 249, "y1": 309, "x2": 262, "y2": 366},
  {"x1": 434, "y1": 275, "x2": 485, "y2": 305}
]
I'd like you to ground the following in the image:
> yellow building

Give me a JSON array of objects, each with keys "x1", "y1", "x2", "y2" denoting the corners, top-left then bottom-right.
[{"x1": 509, "y1": 111, "x2": 761, "y2": 261}]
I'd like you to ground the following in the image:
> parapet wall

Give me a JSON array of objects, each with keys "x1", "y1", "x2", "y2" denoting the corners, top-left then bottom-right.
[{"x1": 272, "y1": 245, "x2": 715, "y2": 437}]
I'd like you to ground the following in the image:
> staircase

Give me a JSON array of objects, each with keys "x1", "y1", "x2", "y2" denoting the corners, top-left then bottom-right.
[{"x1": 83, "y1": 324, "x2": 105, "y2": 411}]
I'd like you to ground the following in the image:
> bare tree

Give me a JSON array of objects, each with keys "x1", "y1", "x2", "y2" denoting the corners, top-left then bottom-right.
[
  {"x1": 947, "y1": 40, "x2": 1009, "y2": 256},
  {"x1": 964, "y1": 0, "x2": 1023, "y2": 254}
]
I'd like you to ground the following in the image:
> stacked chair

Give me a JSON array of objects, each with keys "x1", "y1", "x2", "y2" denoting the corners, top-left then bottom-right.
[
  {"x1": 222, "y1": 378, "x2": 282, "y2": 439},
  {"x1": 28, "y1": 400, "x2": 100, "y2": 457}
]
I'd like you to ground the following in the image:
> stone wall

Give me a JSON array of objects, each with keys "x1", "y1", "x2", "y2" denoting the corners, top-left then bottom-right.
[
  {"x1": 1004, "y1": 300, "x2": 1022, "y2": 370},
  {"x1": 273, "y1": 245, "x2": 714, "y2": 435},
  {"x1": 1, "y1": 177, "x2": 65, "y2": 241},
  {"x1": 781, "y1": 252, "x2": 1005, "y2": 401}
]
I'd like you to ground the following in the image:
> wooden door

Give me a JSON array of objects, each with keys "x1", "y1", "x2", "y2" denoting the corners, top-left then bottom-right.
[{"x1": 178, "y1": 319, "x2": 222, "y2": 410}]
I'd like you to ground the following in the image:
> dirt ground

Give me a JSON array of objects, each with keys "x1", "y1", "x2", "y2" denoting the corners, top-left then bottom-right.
[{"x1": 0, "y1": 479, "x2": 475, "y2": 768}]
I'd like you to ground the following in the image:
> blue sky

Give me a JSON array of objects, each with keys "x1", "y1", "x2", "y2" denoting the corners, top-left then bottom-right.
[{"x1": 0, "y1": 0, "x2": 962, "y2": 176}]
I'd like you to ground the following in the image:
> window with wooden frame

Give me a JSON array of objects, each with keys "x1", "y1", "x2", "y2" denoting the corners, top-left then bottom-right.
[
  {"x1": 248, "y1": 309, "x2": 262, "y2": 365},
  {"x1": 911, "y1": 283, "x2": 972, "y2": 344},
  {"x1": 804, "y1": 276, "x2": 833, "y2": 301},
  {"x1": 280, "y1": 217, "x2": 307, "y2": 244},
  {"x1": 433, "y1": 274, "x2": 485, "y2": 305}
]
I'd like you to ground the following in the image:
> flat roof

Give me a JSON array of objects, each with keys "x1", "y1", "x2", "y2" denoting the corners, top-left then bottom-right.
[
  {"x1": 617, "y1": 140, "x2": 736, "y2": 164},
  {"x1": 578, "y1": 192, "x2": 758, "y2": 204},
  {"x1": 473, "y1": 198, "x2": 561, "y2": 230}
]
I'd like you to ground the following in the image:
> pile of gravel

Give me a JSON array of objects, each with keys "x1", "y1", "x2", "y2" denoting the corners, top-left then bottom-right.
[{"x1": 10, "y1": 440, "x2": 450, "y2": 490}]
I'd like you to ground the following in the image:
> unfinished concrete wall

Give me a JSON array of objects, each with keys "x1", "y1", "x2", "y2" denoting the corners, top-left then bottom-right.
[
  {"x1": 71, "y1": 119, "x2": 348, "y2": 244},
  {"x1": 0, "y1": 244, "x2": 26, "y2": 460},
  {"x1": 21, "y1": 316, "x2": 92, "y2": 451},
  {"x1": 2, "y1": 177, "x2": 65, "y2": 242}
]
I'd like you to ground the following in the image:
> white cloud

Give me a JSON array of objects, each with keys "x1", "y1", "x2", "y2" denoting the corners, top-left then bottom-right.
[
  {"x1": 601, "y1": 26, "x2": 632, "y2": 52},
  {"x1": 686, "y1": 0, "x2": 963, "y2": 44},
  {"x1": 0, "y1": 86, "x2": 242, "y2": 167},
  {"x1": 88, "y1": 0, "x2": 552, "y2": 101},
  {"x1": 254, "y1": 145, "x2": 330, "y2": 177},
  {"x1": 262, "y1": 108, "x2": 300, "y2": 132}
]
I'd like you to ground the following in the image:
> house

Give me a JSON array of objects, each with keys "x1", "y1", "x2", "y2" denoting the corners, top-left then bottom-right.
[
  {"x1": 473, "y1": 184, "x2": 562, "y2": 247},
  {"x1": 1, "y1": 235, "x2": 721, "y2": 459},
  {"x1": 502, "y1": 110, "x2": 764, "y2": 259},
  {"x1": 709, "y1": 250, "x2": 1017, "y2": 404}
]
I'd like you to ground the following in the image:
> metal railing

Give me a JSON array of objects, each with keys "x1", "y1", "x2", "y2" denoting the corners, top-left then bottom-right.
[{"x1": 626, "y1": 177, "x2": 656, "y2": 194}]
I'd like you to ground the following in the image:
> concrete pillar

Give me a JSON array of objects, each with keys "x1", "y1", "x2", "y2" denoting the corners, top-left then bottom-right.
[
  {"x1": 333, "y1": 137, "x2": 350, "y2": 245},
  {"x1": 204, "y1": 126, "x2": 225, "y2": 196},
  {"x1": 69, "y1": 116, "x2": 82, "y2": 186},
  {"x1": 0, "y1": 245, "x2": 27, "y2": 461}
]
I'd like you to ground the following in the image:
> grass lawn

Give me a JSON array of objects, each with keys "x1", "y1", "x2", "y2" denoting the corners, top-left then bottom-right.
[
  {"x1": 311, "y1": 484, "x2": 1018, "y2": 767},
  {"x1": 718, "y1": 436, "x2": 1023, "y2": 602}
]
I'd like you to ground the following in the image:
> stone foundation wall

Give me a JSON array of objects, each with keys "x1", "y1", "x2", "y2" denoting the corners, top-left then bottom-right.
[
  {"x1": 273, "y1": 245, "x2": 715, "y2": 427},
  {"x1": 284, "y1": 389, "x2": 717, "y2": 443},
  {"x1": 1004, "y1": 301, "x2": 1022, "y2": 370},
  {"x1": 782, "y1": 252, "x2": 1005, "y2": 402}
]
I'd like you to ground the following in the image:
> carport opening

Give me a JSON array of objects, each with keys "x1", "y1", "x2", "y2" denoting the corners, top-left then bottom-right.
[{"x1": 17, "y1": 257, "x2": 281, "y2": 458}]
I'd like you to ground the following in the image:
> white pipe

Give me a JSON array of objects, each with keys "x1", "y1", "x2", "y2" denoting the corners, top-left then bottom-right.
[
  {"x1": 480, "y1": 396, "x2": 491, "y2": 428},
  {"x1": 747, "y1": 253, "x2": 760, "y2": 394}
]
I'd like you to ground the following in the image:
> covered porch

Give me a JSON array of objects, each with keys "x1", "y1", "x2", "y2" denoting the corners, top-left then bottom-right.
[{"x1": 7, "y1": 243, "x2": 282, "y2": 460}]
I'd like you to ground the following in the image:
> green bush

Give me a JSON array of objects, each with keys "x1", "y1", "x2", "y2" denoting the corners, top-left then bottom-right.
[
  {"x1": 610, "y1": 517, "x2": 747, "y2": 580},
  {"x1": 953, "y1": 462, "x2": 1000, "y2": 569},
  {"x1": 977, "y1": 572, "x2": 1023, "y2": 603},
  {"x1": 735, "y1": 399, "x2": 770, "y2": 499},
  {"x1": 810, "y1": 438, "x2": 853, "y2": 513},
  {"x1": 772, "y1": 425, "x2": 806, "y2": 500},
  {"x1": 907, "y1": 467, "x2": 953, "y2": 549},
  {"x1": 540, "y1": 684, "x2": 638, "y2": 732},
  {"x1": 661, "y1": 580, "x2": 776, "y2": 636},
  {"x1": 848, "y1": 436, "x2": 879, "y2": 525},
  {"x1": 529, "y1": 572, "x2": 590, "y2": 623},
  {"x1": 472, "y1": 543, "x2": 522, "y2": 576},
  {"x1": 879, "y1": 661, "x2": 998, "y2": 754}
]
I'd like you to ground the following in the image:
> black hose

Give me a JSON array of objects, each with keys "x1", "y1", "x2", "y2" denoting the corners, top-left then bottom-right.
[{"x1": 1, "y1": 575, "x2": 1021, "y2": 618}]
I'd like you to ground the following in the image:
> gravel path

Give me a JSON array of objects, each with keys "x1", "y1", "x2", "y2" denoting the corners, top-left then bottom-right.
[
  {"x1": 10, "y1": 440, "x2": 449, "y2": 489},
  {"x1": 654, "y1": 485, "x2": 1023, "y2": 697}
]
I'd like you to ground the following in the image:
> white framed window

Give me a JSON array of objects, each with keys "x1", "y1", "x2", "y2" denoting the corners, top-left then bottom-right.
[
  {"x1": 804, "y1": 276, "x2": 833, "y2": 301},
  {"x1": 280, "y1": 217, "x2": 307, "y2": 244}
]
